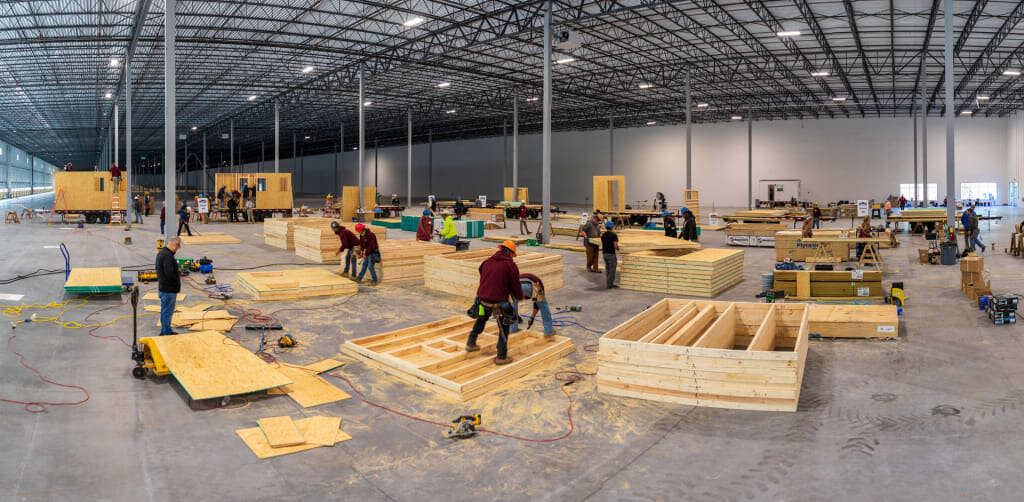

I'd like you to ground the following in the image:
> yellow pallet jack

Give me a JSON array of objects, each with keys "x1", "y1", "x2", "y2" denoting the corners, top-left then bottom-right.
[{"x1": 129, "y1": 286, "x2": 170, "y2": 379}]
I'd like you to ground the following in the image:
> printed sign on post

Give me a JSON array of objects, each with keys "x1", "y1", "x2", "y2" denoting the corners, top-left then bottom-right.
[
  {"x1": 197, "y1": 197, "x2": 209, "y2": 214},
  {"x1": 856, "y1": 200, "x2": 869, "y2": 218}
]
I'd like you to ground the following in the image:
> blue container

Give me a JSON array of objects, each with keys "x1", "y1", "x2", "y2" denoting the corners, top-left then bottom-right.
[
  {"x1": 199, "y1": 263, "x2": 213, "y2": 274},
  {"x1": 979, "y1": 295, "x2": 989, "y2": 311}
]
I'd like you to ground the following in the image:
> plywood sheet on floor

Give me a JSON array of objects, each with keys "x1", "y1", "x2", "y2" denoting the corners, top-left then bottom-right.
[
  {"x1": 180, "y1": 232, "x2": 242, "y2": 244},
  {"x1": 236, "y1": 417, "x2": 351, "y2": 459},
  {"x1": 64, "y1": 267, "x2": 122, "y2": 293},
  {"x1": 341, "y1": 316, "x2": 575, "y2": 400},
  {"x1": 236, "y1": 268, "x2": 357, "y2": 300},
  {"x1": 268, "y1": 365, "x2": 351, "y2": 408},
  {"x1": 257, "y1": 416, "x2": 305, "y2": 447},
  {"x1": 143, "y1": 292, "x2": 185, "y2": 301}
]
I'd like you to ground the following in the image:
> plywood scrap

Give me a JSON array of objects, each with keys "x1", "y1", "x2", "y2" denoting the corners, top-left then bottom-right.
[
  {"x1": 342, "y1": 316, "x2": 575, "y2": 401},
  {"x1": 301, "y1": 416, "x2": 343, "y2": 447},
  {"x1": 257, "y1": 416, "x2": 305, "y2": 447},
  {"x1": 187, "y1": 318, "x2": 238, "y2": 332},
  {"x1": 304, "y1": 359, "x2": 345, "y2": 374},
  {"x1": 424, "y1": 249, "x2": 564, "y2": 299},
  {"x1": 236, "y1": 417, "x2": 351, "y2": 459},
  {"x1": 144, "y1": 331, "x2": 292, "y2": 401},
  {"x1": 270, "y1": 365, "x2": 351, "y2": 408},
  {"x1": 143, "y1": 292, "x2": 185, "y2": 302},
  {"x1": 179, "y1": 302, "x2": 216, "y2": 312},
  {"x1": 179, "y1": 232, "x2": 242, "y2": 244},
  {"x1": 236, "y1": 268, "x2": 357, "y2": 300}
]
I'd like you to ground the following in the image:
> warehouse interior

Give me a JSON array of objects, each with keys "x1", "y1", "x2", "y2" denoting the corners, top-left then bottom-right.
[{"x1": 4, "y1": 1, "x2": 1024, "y2": 500}]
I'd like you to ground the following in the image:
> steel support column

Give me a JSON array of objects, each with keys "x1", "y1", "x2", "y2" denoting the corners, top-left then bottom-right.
[
  {"x1": 125, "y1": 60, "x2": 132, "y2": 212},
  {"x1": 747, "y1": 107, "x2": 753, "y2": 210},
  {"x1": 512, "y1": 90, "x2": 519, "y2": 196},
  {"x1": 943, "y1": 0, "x2": 955, "y2": 226},
  {"x1": 541, "y1": 0, "x2": 552, "y2": 243},
  {"x1": 274, "y1": 101, "x2": 280, "y2": 173},
  {"x1": 359, "y1": 69, "x2": 365, "y2": 207},
  {"x1": 685, "y1": 69, "x2": 692, "y2": 190},
  {"x1": 163, "y1": 0, "x2": 176, "y2": 239},
  {"x1": 407, "y1": 109, "x2": 413, "y2": 207}
]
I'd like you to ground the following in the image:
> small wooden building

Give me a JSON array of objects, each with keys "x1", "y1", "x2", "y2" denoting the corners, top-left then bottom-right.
[
  {"x1": 53, "y1": 172, "x2": 128, "y2": 222},
  {"x1": 213, "y1": 173, "x2": 293, "y2": 215}
]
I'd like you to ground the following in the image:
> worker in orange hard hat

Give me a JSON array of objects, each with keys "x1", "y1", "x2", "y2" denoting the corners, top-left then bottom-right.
[{"x1": 465, "y1": 239, "x2": 523, "y2": 366}]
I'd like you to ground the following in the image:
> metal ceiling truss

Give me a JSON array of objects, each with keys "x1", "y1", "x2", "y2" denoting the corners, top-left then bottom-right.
[{"x1": 0, "y1": 0, "x2": 1023, "y2": 168}]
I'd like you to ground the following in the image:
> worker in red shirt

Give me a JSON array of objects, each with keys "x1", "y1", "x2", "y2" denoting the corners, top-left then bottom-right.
[
  {"x1": 415, "y1": 209, "x2": 433, "y2": 241},
  {"x1": 518, "y1": 201, "x2": 531, "y2": 235},
  {"x1": 331, "y1": 222, "x2": 359, "y2": 277},
  {"x1": 465, "y1": 240, "x2": 524, "y2": 365},
  {"x1": 354, "y1": 223, "x2": 380, "y2": 284},
  {"x1": 109, "y1": 163, "x2": 122, "y2": 190}
]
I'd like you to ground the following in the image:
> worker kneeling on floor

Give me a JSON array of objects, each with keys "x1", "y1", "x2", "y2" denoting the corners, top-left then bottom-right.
[
  {"x1": 465, "y1": 240, "x2": 524, "y2": 366},
  {"x1": 156, "y1": 237, "x2": 182, "y2": 336}
]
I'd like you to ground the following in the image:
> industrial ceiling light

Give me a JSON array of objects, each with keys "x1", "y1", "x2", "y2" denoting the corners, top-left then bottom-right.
[
  {"x1": 555, "y1": 57, "x2": 576, "y2": 64},
  {"x1": 638, "y1": 83, "x2": 654, "y2": 89},
  {"x1": 777, "y1": 30, "x2": 801, "y2": 37},
  {"x1": 445, "y1": 109, "x2": 456, "y2": 114},
  {"x1": 960, "y1": 110, "x2": 973, "y2": 115},
  {"x1": 696, "y1": 103, "x2": 709, "y2": 109},
  {"x1": 526, "y1": 96, "x2": 539, "y2": 102},
  {"x1": 247, "y1": 95, "x2": 257, "y2": 101},
  {"x1": 109, "y1": 58, "x2": 120, "y2": 67},
  {"x1": 403, "y1": 16, "x2": 424, "y2": 27},
  {"x1": 437, "y1": 82, "x2": 451, "y2": 88},
  {"x1": 811, "y1": 71, "x2": 829, "y2": 77},
  {"x1": 731, "y1": 115, "x2": 743, "y2": 120},
  {"x1": 831, "y1": 96, "x2": 847, "y2": 102},
  {"x1": 104, "y1": 92, "x2": 112, "y2": 99},
  {"x1": 191, "y1": 126, "x2": 198, "y2": 131},
  {"x1": 976, "y1": 95, "x2": 990, "y2": 101},
  {"x1": 1004, "y1": 70, "x2": 1021, "y2": 76},
  {"x1": 302, "y1": 66, "x2": 314, "y2": 74},
  {"x1": 363, "y1": 101, "x2": 372, "y2": 106},
  {"x1": 646, "y1": 121, "x2": 657, "y2": 126}
]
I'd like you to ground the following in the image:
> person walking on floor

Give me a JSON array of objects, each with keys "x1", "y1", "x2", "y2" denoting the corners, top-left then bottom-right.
[
  {"x1": 132, "y1": 196, "x2": 143, "y2": 224},
  {"x1": 601, "y1": 221, "x2": 619, "y2": 289},
  {"x1": 465, "y1": 240, "x2": 524, "y2": 366},
  {"x1": 156, "y1": 237, "x2": 182, "y2": 336},
  {"x1": 812, "y1": 204, "x2": 822, "y2": 229},
  {"x1": 159, "y1": 203, "x2": 166, "y2": 235},
  {"x1": 176, "y1": 203, "x2": 192, "y2": 236},
  {"x1": 968, "y1": 206, "x2": 986, "y2": 253},
  {"x1": 579, "y1": 214, "x2": 602, "y2": 273},
  {"x1": 511, "y1": 273, "x2": 556, "y2": 338},
  {"x1": 354, "y1": 223, "x2": 380, "y2": 284},
  {"x1": 332, "y1": 221, "x2": 360, "y2": 277},
  {"x1": 518, "y1": 201, "x2": 531, "y2": 235}
]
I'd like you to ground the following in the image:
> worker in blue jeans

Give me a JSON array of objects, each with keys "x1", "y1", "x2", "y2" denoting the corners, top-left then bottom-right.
[
  {"x1": 354, "y1": 223, "x2": 380, "y2": 284},
  {"x1": 155, "y1": 237, "x2": 181, "y2": 335},
  {"x1": 510, "y1": 273, "x2": 555, "y2": 337}
]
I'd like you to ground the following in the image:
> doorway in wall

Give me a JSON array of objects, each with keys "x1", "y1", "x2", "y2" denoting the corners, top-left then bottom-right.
[{"x1": 758, "y1": 180, "x2": 801, "y2": 202}]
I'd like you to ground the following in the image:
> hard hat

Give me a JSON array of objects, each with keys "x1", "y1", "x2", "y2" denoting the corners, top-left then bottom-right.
[
  {"x1": 605, "y1": 221, "x2": 614, "y2": 229},
  {"x1": 423, "y1": 209, "x2": 431, "y2": 216},
  {"x1": 330, "y1": 221, "x2": 339, "y2": 229},
  {"x1": 662, "y1": 211, "x2": 670, "y2": 216},
  {"x1": 355, "y1": 223, "x2": 365, "y2": 232},
  {"x1": 499, "y1": 240, "x2": 517, "y2": 256}
]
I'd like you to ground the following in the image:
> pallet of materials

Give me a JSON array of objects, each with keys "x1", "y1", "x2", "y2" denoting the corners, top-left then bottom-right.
[
  {"x1": 64, "y1": 267, "x2": 123, "y2": 293},
  {"x1": 367, "y1": 239, "x2": 456, "y2": 283},
  {"x1": 341, "y1": 316, "x2": 574, "y2": 400},
  {"x1": 837, "y1": 204, "x2": 857, "y2": 218},
  {"x1": 467, "y1": 208, "x2": 505, "y2": 226},
  {"x1": 236, "y1": 268, "x2": 358, "y2": 300},
  {"x1": 424, "y1": 249, "x2": 564, "y2": 298},
  {"x1": 774, "y1": 230, "x2": 850, "y2": 261},
  {"x1": 819, "y1": 207, "x2": 836, "y2": 219},
  {"x1": 960, "y1": 256, "x2": 991, "y2": 300},
  {"x1": 550, "y1": 213, "x2": 584, "y2": 236},
  {"x1": 620, "y1": 248, "x2": 743, "y2": 297},
  {"x1": 432, "y1": 218, "x2": 484, "y2": 238},
  {"x1": 294, "y1": 225, "x2": 387, "y2": 263},
  {"x1": 597, "y1": 299, "x2": 810, "y2": 412},
  {"x1": 773, "y1": 269, "x2": 883, "y2": 299},
  {"x1": 616, "y1": 229, "x2": 701, "y2": 253},
  {"x1": 263, "y1": 217, "x2": 334, "y2": 250}
]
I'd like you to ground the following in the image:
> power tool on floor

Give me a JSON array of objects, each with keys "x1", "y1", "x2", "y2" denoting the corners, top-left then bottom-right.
[
  {"x1": 277, "y1": 334, "x2": 297, "y2": 348},
  {"x1": 884, "y1": 282, "x2": 906, "y2": 307},
  {"x1": 137, "y1": 270, "x2": 158, "y2": 283},
  {"x1": 447, "y1": 414, "x2": 481, "y2": 439}
]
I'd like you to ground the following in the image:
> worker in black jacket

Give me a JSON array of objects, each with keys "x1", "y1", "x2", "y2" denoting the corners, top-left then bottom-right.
[
  {"x1": 679, "y1": 209, "x2": 698, "y2": 241},
  {"x1": 156, "y1": 237, "x2": 182, "y2": 335}
]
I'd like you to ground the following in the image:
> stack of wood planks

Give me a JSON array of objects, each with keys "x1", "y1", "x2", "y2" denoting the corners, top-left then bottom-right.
[
  {"x1": 724, "y1": 209, "x2": 788, "y2": 221},
  {"x1": 774, "y1": 230, "x2": 849, "y2": 261},
  {"x1": 180, "y1": 232, "x2": 242, "y2": 245},
  {"x1": 838, "y1": 204, "x2": 857, "y2": 218},
  {"x1": 773, "y1": 269, "x2": 883, "y2": 299},
  {"x1": 236, "y1": 268, "x2": 357, "y2": 300},
  {"x1": 424, "y1": 249, "x2": 564, "y2": 298},
  {"x1": 620, "y1": 248, "x2": 744, "y2": 297},
  {"x1": 550, "y1": 213, "x2": 584, "y2": 236},
  {"x1": 683, "y1": 189, "x2": 699, "y2": 223},
  {"x1": 597, "y1": 299, "x2": 810, "y2": 411},
  {"x1": 264, "y1": 217, "x2": 334, "y2": 250},
  {"x1": 294, "y1": 225, "x2": 386, "y2": 263},
  {"x1": 616, "y1": 229, "x2": 701, "y2": 253},
  {"x1": 367, "y1": 239, "x2": 456, "y2": 283},
  {"x1": 341, "y1": 316, "x2": 574, "y2": 400}
]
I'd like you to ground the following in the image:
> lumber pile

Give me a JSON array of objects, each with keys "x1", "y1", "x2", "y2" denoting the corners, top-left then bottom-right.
[
  {"x1": 616, "y1": 229, "x2": 701, "y2": 253},
  {"x1": 774, "y1": 230, "x2": 850, "y2": 261},
  {"x1": 773, "y1": 269, "x2": 883, "y2": 299},
  {"x1": 550, "y1": 213, "x2": 584, "y2": 236},
  {"x1": 725, "y1": 209, "x2": 788, "y2": 220},
  {"x1": 898, "y1": 208, "x2": 946, "y2": 220},
  {"x1": 341, "y1": 316, "x2": 574, "y2": 400},
  {"x1": 620, "y1": 248, "x2": 744, "y2": 297},
  {"x1": 725, "y1": 223, "x2": 785, "y2": 247},
  {"x1": 838, "y1": 204, "x2": 857, "y2": 218},
  {"x1": 180, "y1": 232, "x2": 241, "y2": 245},
  {"x1": 806, "y1": 304, "x2": 898, "y2": 338},
  {"x1": 367, "y1": 239, "x2": 456, "y2": 283},
  {"x1": 424, "y1": 249, "x2": 564, "y2": 298},
  {"x1": 960, "y1": 255, "x2": 990, "y2": 300},
  {"x1": 597, "y1": 299, "x2": 810, "y2": 411},
  {"x1": 263, "y1": 217, "x2": 333, "y2": 250},
  {"x1": 294, "y1": 225, "x2": 387, "y2": 263},
  {"x1": 236, "y1": 268, "x2": 357, "y2": 300},
  {"x1": 467, "y1": 208, "x2": 505, "y2": 226}
]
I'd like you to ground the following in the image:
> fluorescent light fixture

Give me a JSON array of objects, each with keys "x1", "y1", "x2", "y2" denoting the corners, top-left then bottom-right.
[
  {"x1": 731, "y1": 115, "x2": 743, "y2": 120},
  {"x1": 363, "y1": 101, "x2": 372, "y2": 106},
  {"x1": 104, "y1": 92, "x2": 112, "y2": 99},
  {"x1": 976, "y1": 95, "x2": 990, "y2": 101},
  {"x1": 696, "y1": 103, "x2": 709, "y2": 109},
  {"x1": 526, "y1": 96, "x2": 539, "y2": 102},
  {"x1": 961, "y1": 110, "x2": 973, "y2": 115},
  {"x1": 247, "y1": 95, "x2": 257, "y2": 101},
  {"x1": 638, "y1": 83, "x2": 654, "y2": 89},
  {"x1": 777, "y1": 30, "x2": 801, "y2": 37},
  {"x1": 445, "y1": 109, "x2": 456, "y2": 114},
  {"x1": 191, "y1": 126, "x2": 198, "y2": 131},
  {"x1": 302, "y1": 66, "x2": 314, "y2": 74},
  {"x1": 832, "y1": 96, "x2": 847, "y2": 102},
  {"x1": 646, "y1": 121, "x2": 657, "y2": 126},
  {"x1": 555, "y1": 57, "x2": 576, "y2": 64},
  {"x1": 403, "y1": 16, "x2": 424, "y2": 27},
  {"x1": 109, "y1": 58, "x2": 120, "y2": 67},
  {"x1": 1004, "y1": 70, "x2": 1021, "y2": 76},
  {"x1": 811, "y1": 71, "x2": 829, "y2": 77},
  {"x1": 437, "y1": 82, "x2": 451, "y2": 88}
]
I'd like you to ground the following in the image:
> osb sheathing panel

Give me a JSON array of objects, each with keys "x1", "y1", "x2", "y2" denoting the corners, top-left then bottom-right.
[
  {"x1": 214, "y1": 173, "x2": 293, "y2": 210},
  {"x1": 179, "y1": 232, "x2": 242, "y2": 244},
  {"x1": 257, "y1": 416, "x2": 305, "y2": 447},
  {"x1": 54, "y1": 172, "x2": 127, "y2": 211},
  {"x1": 64, "y1": 267, "x2": 121, "y2": 288},
  {"x1": 265, "y1": 365, "x2": 351, "y2": 408},
  {"x1": 236, "y1": 417, "x2": 351, "y2": 459}
]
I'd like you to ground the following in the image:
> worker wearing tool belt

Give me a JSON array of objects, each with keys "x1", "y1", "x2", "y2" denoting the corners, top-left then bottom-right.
[
  {"x1": 511, "y1": 273, "x2": 555, "y2": 338},
  {"x1": 354, "y1": 223, "x2": 380, "y2": 284},
  {"x1": 332, "y1": 221, "x2": 359, "y2": 277},
  {"x1": 465, "y1": 240, "x2": 524, "y2": 365},
  {"x1": 579, "y1": 213, "x2": 602, "y2": 273}
]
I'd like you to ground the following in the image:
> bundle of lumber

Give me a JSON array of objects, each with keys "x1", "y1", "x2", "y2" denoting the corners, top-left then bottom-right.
[
  {"x1": 774, "y1": 230, "x2": 849, "y2": 261},
  {"x1": 236, "y1": 268, "x2": 357, "y2": 300},
  {"x1": 424, "y1": 249, "x2": 564, "y2": 298},
  {"x1": 366, "y1": 239, "x2": 456, "y2": 283},
  {"x1": 598, "y1": 299, "x2": 811, "y2": 412},
  {"x1": 264, "y1": 217, "x2": 334, "y2": 250},
  {"x1": 620, "y1": 248, "x2": 743, "y2": 297},
  {"x1": 550, "y1": 213, "x2": 584, "y2": 236},
  {"x1": 897, "y1": 208, "x2": 946, "y2": 219},
  {"x1": 773, "y1": 269, "x2": 883, "y2": 299},
  {"x1": 180, "y1": 232, "x2": 241, "y2": 245},
  {"x1": 616, "y1": 229, "x2": 701, "y2": 254},
  {"x1": 466, "y1": 208, "x2": 505, "y2": 225},
  {"x1": 838, "y1": 204, "x2": 857, "y2": 218},
  {"x1": 341, "y1": 316, "x2": 574, "y2": 400},
  {"x1": 725, "y1": 209, "x2": 788, "y2": 220},
  {"x1": 725, "y1": 223, "x2": 785, "y2": 237},
  {"x1": 294, "y1": 225, "x2": 387, "y2": 263}
]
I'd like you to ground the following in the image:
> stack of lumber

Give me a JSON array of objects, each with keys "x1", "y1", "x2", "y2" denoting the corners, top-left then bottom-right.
[
  {"x1": 64, "y1": 267, "x2": 122, "y2": 293},
  {"x1": 683, "y1": 189, "x2": 699, "y2": 223},
  {"x1": 236, "y1": 268, "x2": 357, "y2": 300},
  {"x1": 294, "y1": 225, "x2": 387, "y2": 263},
  {"x1": 368, "y1": 239, "x2": 456, "y2": 283},
  {"x1": 616, "y1": 229, "x2": 701, "y2": 254},
  {"x1": 896, "y1": 208, "x2": 946, "y2": 220},
  {"x1": 960, "y1": 255, "x2": 990, "y2": 300},
  {"x1": 180, "y1": 232, "x2": 242, "y2": 245},
  {"x1": 773, "y1": 269, "x2": 883, "y2": 299},
  {"x1": 424, "y1": 249, "x2": 564, "y2": 298},
  {"x1": 264, "y1": 217, "x2": 334, "y2": 250},
  {"x1": 725, "y1": 223, "x2": 785, "y2": 247},
  {"x1": 597, "y1": 299, "x2": 811, "y2": 412},
  {"x1": 620, "y1": 248, "x2": 744, "y2": 297},
  {"x1": 467, "y1": 208, "x2": 505, "y2": 224},
  {"x1": 341, "y1": 316, "x2": 574, "y2": 400},
  {"x1": 236, "y1": 414, "x2": 351, "y2": 459},
  {"x1": 774, "y1": 230, "x2": 849, "y2": 261},
  {"x1": 550, "y1": 213, "x2": 584, "y2": 236},
  {"x1": 725, "y1": 209, "x2": 788, "y2": 220}
]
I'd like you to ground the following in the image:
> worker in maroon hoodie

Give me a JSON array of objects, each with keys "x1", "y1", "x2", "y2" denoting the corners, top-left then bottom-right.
[
  {"x1": 354, "y1": 223, "x2": 380, "y2": 284},
  {"x1": 331, "y1": 222, "x2": 359, "y2": 277},
  {"x1": 109, "y1": 163, "x2": 122, "y2": 190},
  {"x1": 465, "y1": 240, "x2": 524, "y2": 365}
]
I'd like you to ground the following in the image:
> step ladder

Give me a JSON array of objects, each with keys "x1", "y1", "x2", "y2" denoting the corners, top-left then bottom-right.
[
  {"x1": 110, "y1": 191, "x2": 123, "y2": 225},
  {"x1": 47, "y1": 188, "x2": 70, "y2": 226}
]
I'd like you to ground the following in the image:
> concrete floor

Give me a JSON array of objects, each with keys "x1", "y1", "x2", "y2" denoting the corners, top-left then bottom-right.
[{"x1": 3, "y1": 197, "x2": 1024, "y2": 501}]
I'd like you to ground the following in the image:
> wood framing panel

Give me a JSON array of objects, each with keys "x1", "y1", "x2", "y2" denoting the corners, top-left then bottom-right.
[
  {"x1": 214, "y1": 173, "x2": 293, "y2": 210},
  {"x1": 236, "y1": 268, "x2": 357, "y2": 300},
  {"x1": 503, "y1": 187, "x2": 529, "y2": 202},
  {"x1": 593, "y1": 175, "x2": 625, "y2": 212},
  {"x1": 264, "y1": 217, "x2": 336, "y2": 250},
  {"x1": 620, "y1": 248, "x2": 742, "y2": 297},
  {"x1": 341, "y1": 316, "x2": 575, "y2": 400},
  {"x1": 360, "y1": 239, "x2": 456, "y2": 283},
  {"x1": 423, "y1": 249, "x2": 564, "y2": 298}
]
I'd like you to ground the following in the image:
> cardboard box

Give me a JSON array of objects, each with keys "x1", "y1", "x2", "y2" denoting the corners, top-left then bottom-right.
[{"x1": 960, "y1": 256, "x2": 984, "y2": 273}]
